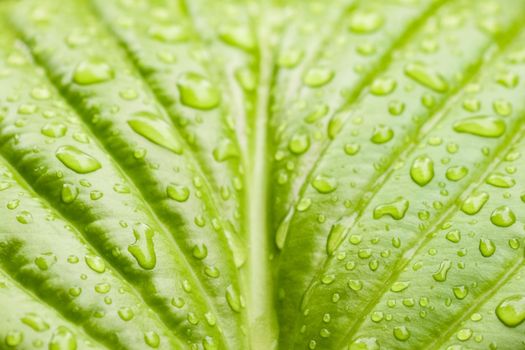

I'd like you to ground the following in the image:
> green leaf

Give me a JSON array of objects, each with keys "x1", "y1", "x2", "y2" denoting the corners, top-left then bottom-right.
[{"x1": 1, "y1": 0, "x2": 525, "y2": 349}]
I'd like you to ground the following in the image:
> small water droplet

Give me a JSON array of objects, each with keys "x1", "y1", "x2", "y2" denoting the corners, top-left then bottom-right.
[
  {"x1": 166, "y1": 183, "x2": 190, "y2": 202},
  {"x1": 303, "y1": 67, "x2": 334, "y2": 87},
  {"x1": 49, "y1": 326, "x2": 77, "y2": 350},
  {"x1": 312, "y1": 174, "x2": 337, "y2": 193},
  {"x1": 288, "y1": 133, "x2": 310, "y2": 155},
  {"x1": 370, "y1": 77, "x2": 396, "y2": 95},
  {"x1": 453, "y1": 285, "x2": 468, "y2": 300},
  {"x1": 393, "y1": 326, "x2": 410, "y2": 341},
  {"x1": 371, "y1": 125, "x2": 394, "y2": 144},
  {"x1": 73, "y1": 59, "x2": 114, "y2": 85},
  {"x1": 446, "y1": 166, "x2": 468, "y2": 182},
  {"x1": 128, "y1": 112, "x2": 183, "y2": 153},
  {"x1": 404, "y1": 62, "x2": 448, "y2": 92},
  {"x1": 432, "y1": 260, "x2": 451, "y2": 282},
  {"x1": 490, "y1": 206, "x2": 515, "y2": 227},
  {"x1": 479, "y1": 238, "x2": 496, "y2": 257},
  {"x1": 41, "y1": 122, "x2": 67, "y2": 138},
  {"x1": 21, "y1": 313, "x2": 49, "y2": 331},
  {"x1": 128, "y1": 223, "x2": 156, "y2": 270},
  {"x1": 177, "y1": 72, "x2": 220, "y2": 110},
  {"x1": 85, "y1": 254, "x2": 105, "y2": 273},
  {"x1": 391, "y1": 281, "x2": 410, "y2": 293},
  {"x1": 486, "y1": 173, "x2": 515, "y2": 188},
  {"x1": 410, "y1": 155, "x2": 434, "y2": 186},
  {"x1": 61, "y1": 183, "x2": 79, "y2": 204},
  {"x1": 326, "y1": 224, "x2": 348, "y2": 256},
  {"x1": 461, "y1": 192, "x2": 489, "y2": 215},
  {"x1": 144, "y1": 331, "x2": 160, "y2": 348},
  {"x1": 348, "y1": 11, "x2": 383, "y2": 33},
  {"x1": 226, "y1": 284, "x2": 242, "y2": 312}
]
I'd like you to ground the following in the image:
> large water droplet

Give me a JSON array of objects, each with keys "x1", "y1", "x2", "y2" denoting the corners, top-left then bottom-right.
[
  {"x1": 312, "y1": 174, "x2": 337, "y2": 193},
  {"x1": 128, "y1": 112, "x2": 183, "y2": 154},
  {"x1": 393, "y1": 326, "x2": 410, "y2": 341},
  {"x1": 177, "y1": 72, "x2": 220, "y2": 110},
  {"x1": 371, "y1": 125, "x2": 394, "y2": 144},
  {"x1": 73, "y1": 59, "x2": 114, "y2": 85},
  {"x1": 453, "y1": 116, "x2": 506, "y2": 138},
  {"x1": 404, "y1": 62, "x2": 448, "y2": 92},
  {"x1": 479, "y1": 238, "x2": 496, "y2": 257},
  {"x1": 226, "y1": 284, "x2": 242, "y2": 312},
  {"x1": 410, "y1": 155, "x2": 434, "y2": 186},
  {"x1": 49, "y1": 326, "x2": 77, "y2": 350},
  {"x1": 486, "y1": 173, "x2": 515, "y2": 188},
  {"x1": 56, "y1": 146, "x2": 101, "y2": 174},
  {"x1": 348, "y1": 11, "x2": 384, "y2": 33},
  {"x1": 432, "y1": 260, "x2": 451, "y2": 281},
  {"x1": 373, "y1": 197, "x2": 409, "y2": 220},
  {"x1": 461, "y1": 192, "x2": 489, "y2": 215},
  {"x1": 496, "y1": 295, "x2": 525, "y2": 327},
  {"x1": 288, "y1": 133, "x2": 310, "y2": 155},
  {"x1": 41, "y1": 122, "x2": 67, "y2": 138},
  {"x1": 303, "y1": 67, "x2": 334, "y2": 88},
  {"x1": 490, "y1": 206, "x2": 516, "y2": 227},
  {"x1": 144, "y1": 331, "x2": 160, "y2": 348},
  {"x1": 166, "y1": 183, "x2": 190, "y2": 202},
  {"x1": 349, "y1": 337, "x2": 380, "y2": 350},
  {"x1": 128, "y1": 223, "x2": 156, "y2": 270},
  {"x1": 326, "y1": 223, "x2": 348, "y2": 256}
]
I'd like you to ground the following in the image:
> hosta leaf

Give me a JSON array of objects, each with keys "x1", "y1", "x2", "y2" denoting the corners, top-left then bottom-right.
[{"x1": 1, "y1": 0, "x2": 525, "y2": 349}]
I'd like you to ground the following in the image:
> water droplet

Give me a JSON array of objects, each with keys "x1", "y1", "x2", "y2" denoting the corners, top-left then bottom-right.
[
  {"x1": 446, "y1": 230, "x2": 461, "y2": 243},
  {"x1": 371, "y1": 125, "x2": 394, "y2": 144},
  {"x1": 303, "y1": 67, "x2": 334, "y2": 88},
  {"x1": 61, "y1": 183, "x2": 79, "y2": 204},
  {"x1": 296, "y1": 198, "x2": 312, "y2": 212},
  {"x1": 226, "y1": 284, "x2": 242, "y2": 312},
  {"x1": 95, "y1": 282, "x2": 111, "y2": 294},
  {"x1": 148, "y1": 24, "x2": 188, "y2": 42},
  {"x1": 493, "y1": 99, "x2": 512, "y2": 116},
  {"x1": 128, "y1": 112, "x2": 183, "y2": 153},
  {"x1": 461, "y1": 192, "x2": 489, "y2": 215},
  {"x1": 128, "y1": 223, "x2": 156, "y2": 270},
  {"x1": 49, "y1": 326, "x2": 77, "y2": 350},
  {"x1": 479, "y1": 238, "x2": 496, "y2": 257},
  {"x1": 370, "y1": 77, "x2": 396, "y2": 95},
  {"x1": 144, "y1": 331, "x2": 160, "y2": 348},
  {"x1": 490, "y1": 206, "x2": 515, "y2": 227},
  {"x1": 85, "y1": 254, "x2": 105, "y2": 273},
  {"x1": 486, "y1": 173, "x2": 515, "y2": 188},
  {"x1": 177, "y1": 72, "x2": 220, "y2": 110},
  {"x1": 41, "y1": 122, "x2": 67, "y2": 138},
  {"x1": 432, "y1": 260, "x2": 451, "y2": 282},
  {"x1": 344, "y1": 143, "x2": 361, "y2": 156},
  {"x1": 404, "y1": 62, "x2": 448, "y2": 92},
  {"x1": 203, "y1": 336, "x2": 217, "y2": 350},
  {"x1": 495, "y1": 71, "x2": 519, "y2": 88},
  {"x1": 212, "y1": 138, "x2": 239, "y2": 162},
  {"x1": 373, "y1": 197, "x2": 409, "y2": 220},
  {"x1": 192, "y1": 243, "x2": 208, "y2": 260},
  {"x1": 73, "y1": 59, "x2": 114, "y2": 85},
  {"x1": 349, "y1": 337, "x2": 380, "y2": 350},
  {"x1": 453, "y1": 285, "x2": 468, "y2": 300},
  {"x1": 391, "y1": 281, "x2": 410, "y2": 292},
  {"x1": 410, "y1": 155, "x2": 434, "y2": 186},
  {"x1": 5, "y1": 331, "x2": 23, "y2": 346},
  {"x1": 496, "y1": 295, "x2": 525, "y2": 327},
  {"x1": 326, "y1": 223, "x2": 348, "y2": 256},
  {"x1": 218, "y1": 24, "x2": 255, "y2": 51},
  {"x1": 349, "y1": 11, "x2": 383, "y2": 33},
  {"x1": 117, "y1": 307, "x2": 134, "y2": 321},
  {"x1": 16, "y1": 211, "x2": 33, "y2": 224},
  {"x1": 34, "y1": 253, "x2": 57, "y2": 270},
  {"x1": 348, "y1": 280, "x2": 363, "y2": 291},
  {"x1": 56, "y1": 146, "x2": 101, "y2": 174},
  {"x1": 21, "y1": 313, "x2": 49, "y2": 332},
  {"x1": 312, "y1": 174, "x2": 337, "y2": 193},
  {"x1": 305, "y1": 104, "x2": 329, "y2": 123},
  {"x1": 456, "y1": 328, "x2": 472, "y2": 341},
  {"x1": 167, "y1": 183, "x2": 190, "y2": 202},
  {"x1": 446, "y1": 166, "x2": 468, "y2": 181},
  {"x1": 388, "y1": 100, "x2": 405, "y2": 116},
  {"x1": 288, "y1": 133, "x2": 310, "y2": 155},
  {"x1": 393, "y1": 326, "x2": 410, "y2": 341},
  {"x1": 453, "y1": 116, "x2": 506, "y2": 138},
  {"x1": 277, "y1": 49, "x2": 304, "y2": 68}
]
